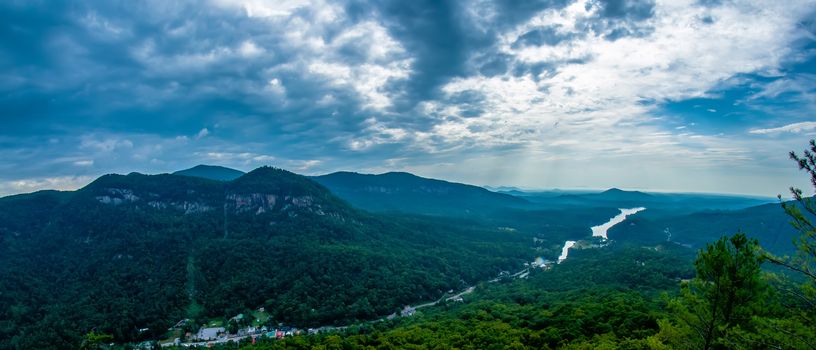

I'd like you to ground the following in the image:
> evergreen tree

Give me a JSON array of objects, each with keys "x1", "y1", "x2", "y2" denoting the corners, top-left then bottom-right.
[
  {"x1": 667, "y1": 233, "x2": 766, "y2": 350},
  {"x1": 739, "y1": 139, "x2": 816, "y2": 349},
  {"x1": 770, "y1": 140, "x2": 816, "y2": 310}
]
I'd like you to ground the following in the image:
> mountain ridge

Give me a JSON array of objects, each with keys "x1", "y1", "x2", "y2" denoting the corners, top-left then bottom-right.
[
  {"x1": 174, "y1": 164, "x2": 245, "y2": 181},
  {"x1": 310, "y1": 170, "x2": 529, "y2": 216}
]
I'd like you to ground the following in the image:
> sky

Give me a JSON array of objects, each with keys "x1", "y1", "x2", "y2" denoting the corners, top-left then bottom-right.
[{"x1": 1, "y1": 0, "x2": 816, "y2": 197}]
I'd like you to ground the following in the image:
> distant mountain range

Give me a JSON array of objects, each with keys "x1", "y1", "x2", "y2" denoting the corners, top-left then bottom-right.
[
  {"x1": 171, "y1": 166, "x2": 774, "y2": 216},
  {"x1": 168, "y1": 165, "x2": 792, "y2": 254},
  {"x1": 170, "y1": 166, "x2": 530, "y2": 217},
  {"x1": 508, "y1": 187, "x2": 773, "y2": 214},
  {"x1": 310, "y1": 171, "x2": 529, "y2": 216},
  {"x1": 589, "y1": 188, "x2": 655, "y2": 201}
]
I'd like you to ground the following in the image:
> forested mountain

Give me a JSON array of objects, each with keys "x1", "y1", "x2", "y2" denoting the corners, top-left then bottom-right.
[
  {"x1": 0, "y1": 167, "x2": 534, "y2": 349},
  {"x1": 173, "y1": 165, "x2": 245, "y2": 181},
  {"x1": 310, "y1": 171, "x2": 529, "y2": 216},
  {"x1": 608, "y1": 202, "x2": 799, "y2": 254}
]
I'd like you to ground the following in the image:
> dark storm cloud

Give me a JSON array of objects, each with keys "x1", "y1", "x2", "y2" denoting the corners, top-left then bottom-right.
[
  {"x1": 0, "y1": 0, "x2": 581, "y2": 145},
  {"x1": 0, "y1": 0, "x2": 651, "y2": 176},
  {"x1": 0, "y1": 1, "x2": 377, "y2": 147},
  {"x1": 476, "y1": 53, "x2": 513, "y2": 77},
  {"x1": 596, "y1": 0, "x2": 655, "y2": 19},
  {"x1": 512, "y1": 25, "x2": 578, "y2": 48},
  {"x1": 347, "y1": 0, "x2": 577, "y2": 110},
  {"x1": 0, "y1": 1, "x2": 393, "y2": 187},
  {"x1": 358, "y1": 0, "x2": 473, "y2": 109}
]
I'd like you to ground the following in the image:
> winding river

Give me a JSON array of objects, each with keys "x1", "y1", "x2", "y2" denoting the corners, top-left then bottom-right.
[
  {"x1": 557, "y1": 241, "x2": 577, "y2": 264},
  {"x1": 590, "y1": 207, "x2": 646, "y2": 240},
  {"x1": 556, "y1": 207, "x2": 646, "y2": 263}
]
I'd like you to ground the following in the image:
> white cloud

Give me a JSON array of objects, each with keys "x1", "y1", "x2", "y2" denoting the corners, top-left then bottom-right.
[
  {"x1": 212, "y1": 0, "x2": 312, "y2": 18},
  {"x1": 195, "y1": 128, "x2": 210, "y2": 140},
  {"x1": 0, "y1": 176, "x2": 95, "y2": 197},
  {"x1": 346, "y1": 117, "x2": 410, "y2": 151},
  {"x1": 208, "y1": 1, "x2": 412, "y2": 111},
  {"x1": 419, "y1": 0, "x2": 814, "y2": 163},
  {"x1": 303, "y1": 20, "x2": 413, "y2": 110},
  {"x1": 73, "y1": 160, "x2": 94, "y2": 166},
  {"x1": 199, "y1": 151, "x2": 276, "y2": 164},
  {"x1": 749, "y1": 121, "x2": 816, "y2": 134},
  {"x1": 80, "y1": 135, "x2": 134, "y2": 152},
  {"x1": 266, "y1": 78, "x2": 286, "y2": 96},
  {"x1": 238, "y1": 40, "x2": 264, "y2": 57},
  {"x1": 287, "y1": 159, "x2": 322, "y2": 172},
  {"x1": 252, "y1": 155, "x2": 276, "y2": 162}
]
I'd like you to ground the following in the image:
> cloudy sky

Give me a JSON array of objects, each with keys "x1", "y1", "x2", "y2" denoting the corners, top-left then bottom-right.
[{"x1": 2, "y1": 0, "x2": 816, "y2": 197}]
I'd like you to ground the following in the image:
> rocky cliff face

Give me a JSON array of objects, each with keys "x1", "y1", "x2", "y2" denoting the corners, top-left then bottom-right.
[
  {"x1": 95, "y1": 187, "x2": 214, "y2": 214},
  {"x1": 95, "y1": 188, "x2": 140, "y2": 205},
  {"x1": 93, "y1": 186, "x2": 340, "y2": 219},
  {"x1": 226, "y1": 192, "x2": 339, "y2": 218},
  {"x1": 81, "y1": 168, "x2": 354, "y2": 224}
]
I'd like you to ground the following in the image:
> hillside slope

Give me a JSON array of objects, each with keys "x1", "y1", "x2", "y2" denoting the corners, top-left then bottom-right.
[
  {"x1": 608, "y1": 202, "x2": 798, "y2": 254},
  {"x1": 0, "y1": 167, "x2": 532, "y2": 349}
]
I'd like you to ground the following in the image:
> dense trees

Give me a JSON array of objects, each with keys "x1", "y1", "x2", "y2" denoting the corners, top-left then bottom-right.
[
  {"x1": 192, "y1": 243, "x2": 696, "y2": 350},
  {"x1": 0, "y1": 169, "x2": 534, "y2": 349}
]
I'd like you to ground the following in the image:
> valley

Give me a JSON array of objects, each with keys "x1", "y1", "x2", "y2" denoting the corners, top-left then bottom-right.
[{"x1": 163, "y1": 205, "x2": 651, "y2": 348}]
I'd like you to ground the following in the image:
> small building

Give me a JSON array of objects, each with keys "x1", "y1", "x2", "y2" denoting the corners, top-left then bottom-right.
[
  {"x1": 194, "y1": 327, "x2": 225, "y2": 341},
  {"x1": 401, "y1": 306, "x2": 416, "y2": 317}
]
